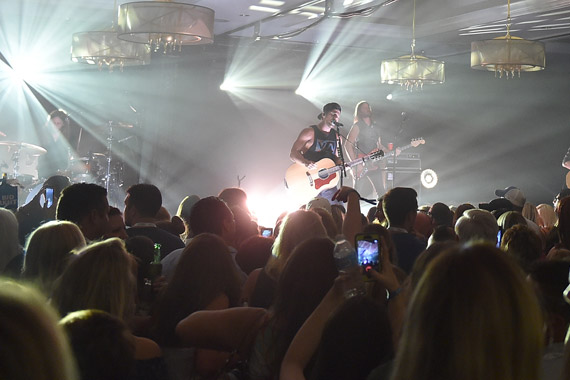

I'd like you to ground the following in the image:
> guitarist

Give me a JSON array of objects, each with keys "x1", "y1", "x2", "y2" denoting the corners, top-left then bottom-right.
[
  {"x1": 290, "y1": 102, "x2": 343, "y2": 201},
  {"x1": 346, "y1": 101, "x2": 398, "y2": 198}
]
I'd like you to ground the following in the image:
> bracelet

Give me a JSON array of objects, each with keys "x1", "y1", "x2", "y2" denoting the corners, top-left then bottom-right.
[{"x1": 388, "y1": 287, "x2": 403, "y2": 300}]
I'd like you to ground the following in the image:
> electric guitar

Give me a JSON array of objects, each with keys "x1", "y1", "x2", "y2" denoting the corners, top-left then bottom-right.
[
  {"x1": 355, "y1": 137, "x2": 425, "y2": 180},
  {"x1": 284, "y1": 150, "x2": 385, "y2": 200}
]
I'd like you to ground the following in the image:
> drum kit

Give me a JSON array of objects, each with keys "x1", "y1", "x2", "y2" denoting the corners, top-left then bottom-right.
[{"x1": 0, "y1": 121, "x2": 136, "y2": 206}]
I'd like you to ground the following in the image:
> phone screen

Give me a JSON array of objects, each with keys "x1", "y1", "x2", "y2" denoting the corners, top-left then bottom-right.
[
  {"x1": 356, "y1": 235, "x2": 380, "y2": 272},
  {"x1": 45, "y1": 188, "x2": 54, "y2": 208},
  {"x1": 261, "y1": 227, "x2": 273, "y2": 237}
]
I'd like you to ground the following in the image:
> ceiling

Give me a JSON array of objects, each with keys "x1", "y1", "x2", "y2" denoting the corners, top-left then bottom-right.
[{"x1": 2, "y1": 0, "x2": 570, "y2": 213}]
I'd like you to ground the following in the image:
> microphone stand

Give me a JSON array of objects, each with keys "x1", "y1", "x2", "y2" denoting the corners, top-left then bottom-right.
[{"x1": 335, "y1": 123, "x2": 346, "y2": 186}]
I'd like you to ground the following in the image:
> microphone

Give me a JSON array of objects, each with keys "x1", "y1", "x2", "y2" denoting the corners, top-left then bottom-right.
[{"x1": 332, "y1": 121, "x2": 344, "y2": 127}]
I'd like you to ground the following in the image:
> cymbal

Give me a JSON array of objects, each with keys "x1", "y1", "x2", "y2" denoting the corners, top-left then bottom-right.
[{"x1": 0, "y1": 141, "x2": 47, "y2": 155}]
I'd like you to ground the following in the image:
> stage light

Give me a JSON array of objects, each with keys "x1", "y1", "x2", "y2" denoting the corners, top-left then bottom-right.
[
  {"x1": 386, "y1": 93, "x2": 393, "y2": 100},
  {"x1": 220, "y1": 79, "x2": 238, "y2": 92},
  {"x1": 421, "y1": 169, "x2": 438, "y2": 189}
]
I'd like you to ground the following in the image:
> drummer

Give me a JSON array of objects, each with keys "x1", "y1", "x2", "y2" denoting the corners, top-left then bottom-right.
[{"x1": 37, "y1": 109, "x2": 77, "y2": 179}]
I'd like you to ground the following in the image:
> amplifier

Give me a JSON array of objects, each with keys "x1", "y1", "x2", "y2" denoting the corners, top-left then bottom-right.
[{"x1": 386, "y1": 153, "x2": 421, "y2": 172}]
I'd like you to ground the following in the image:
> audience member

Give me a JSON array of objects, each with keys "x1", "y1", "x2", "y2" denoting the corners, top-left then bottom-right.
[
  {"x1": 388, "y1": 243, "x2": 543, "y2": 380},
  {"x1": 427, "y1": 225, "x2": 457, "y2": 247},
  {"x1": 0, "y1": 280, "x2": 78, "y2": 380},
  {"x1": 231, "y1": 205, "x2": 260, "y2": 249},
  {"x1": 452, "y1": 202, "x2": 475, "y2": 226},
  {"x1": 124, "y1": 184, "x2": 184, "y2": 258},
  {"x1": 429, "y1": 202, "x2": 453, "y2": 228},
  {"x1": 22, "y1": 220, "x2": 86, "y2": 296},
  {"x1": 244, "y1": 210, "x2": 327, "y2": 308},
  {"x1": 218, "y1": 187, "x2": 249, "y2": 214},
  {"x1": 52, "y1": 238, "x2": 163, "y2": 365},
  {"x1": 60, "y1": 310, "x2": 136, "y2": 380},
  {"x1": 455, "y1": 208, "x2": 498, "y2": 244},
  {"x1": 56, "y1": 182, "x2": 109, "y2": 241},
  {"x1": 176, "y1": 237, "x2": 338, "y2": 380},
  {"x1": 537, "y1": 203, "x2": 558, "y2": 232},
  {"x1": 311, "y1": 206, "x2": 339, "y2": 239},
  {"x1": 105, "y1": 206, "x2": 128, "y2": 240},
  {"x1": 161, "y1": 196, "x2": 246, "y2": 283},
  {"x1": 382, "y1": 187, "x2": 426, "y2": 273},
  {"x1": 15, "y1": 175, "x2": 71, "y2": 244},
  {"x1": 412, "y1": 211, "x2": 432, "y2": 241},
  {"x1": 0, "y1": 208, "x2": 21, "y2": 272},
  {"x1": 500, "y1": 224, "x2": 542, "y2": 273},
  {"x1": 175, "y1": 194, "x2": 200, "y2": 242},
  {"x1": 235, "y1": 235, "x2": 274, "y2": 275},
  {"x1": 152, "y1": 233, "x2": 242, "y2": 379},
  {"x1": 556, "y1": 197, "x2": 570, "y2": 251},
  {"x1": 528, "y1": 261, "x2": 570, "y2": 380}
]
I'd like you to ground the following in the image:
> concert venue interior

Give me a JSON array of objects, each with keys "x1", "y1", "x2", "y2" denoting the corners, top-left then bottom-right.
[{"x1": 1, "y1": 0, "x2": 569, "y2": 225}]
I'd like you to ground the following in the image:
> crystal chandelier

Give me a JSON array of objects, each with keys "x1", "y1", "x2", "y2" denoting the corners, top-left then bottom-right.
[
  {"x1": 71, "y1": 31, "x2": 151, "y2": 71},
  {"x1": 117, "y1": 1, "x2": 215, "y2": 54},
  {"x1": 470, "y1": 0, "x2": 545, "y2": 78},
  {"x1": 380, "y1": 0, "x2": 444, "y2": 90}
]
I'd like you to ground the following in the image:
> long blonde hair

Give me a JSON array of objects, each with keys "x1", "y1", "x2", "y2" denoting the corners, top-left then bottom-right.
[
  {"x1": 391, "y1": 243, "x2": 543, "y2": 380},
  {"x1": 52, "y1": 238, "x2": 136, "y2": 321},
  {"x1": 266, "y1": 210, "x2": 327, "y2": 280},
  {"x1": 23, "y1": 220, "x2": 86, "y2": 296},
  {"x1": 0, "y1": 280, "x2": 78, "y2": 380}
]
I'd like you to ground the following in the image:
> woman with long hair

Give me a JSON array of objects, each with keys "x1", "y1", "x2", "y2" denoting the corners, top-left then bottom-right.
[
  {"x1": 176, "y1": 237, "x2": 339, "y2": 380},
  {"x1": 22, "y1": 220, "x2": 85, "y2": 296},
  {"x1": 52, "y1": 238, "x2": 164, "y2": 378},
  {"x1": 390, "y1": 243, "x2": 543, "y2": 380},
  {"x1": 152, "y1": 233, "x2": 242, "y2": 379},
  {"x1": 243, "y1": 210, "x2": 327, "y2": 308}
]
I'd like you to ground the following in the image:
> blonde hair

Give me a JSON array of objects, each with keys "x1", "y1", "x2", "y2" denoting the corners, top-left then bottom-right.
[
  {"x1": 455, "y1": 209, "x2": 498, "y2": 244},
  {"x1": 266, "y1": 210, "x2": 327, "y2": 280},
  {"x1": 0, "y1": 280, "x2": 78, "y2": 380},
  {"x1": 0, "y1": 208, "x2": 20, "y2": 271},
  {"x1": 23, "y1": 220, "x2": 86, "y2": 296},
  {"x1": 52, "y1": 238, "x2": 136, "y2": 321},
  {"x1": 391, "y1": 243, "x2": 543, "y2": 380},
  {"x1": 536, "y1": 203, "x2": 557, "y2": 229}
]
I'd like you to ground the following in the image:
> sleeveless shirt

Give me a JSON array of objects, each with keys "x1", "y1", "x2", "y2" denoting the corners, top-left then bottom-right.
[{"x1": 302, "y1": 125, "x2": 338, "y2": 162}]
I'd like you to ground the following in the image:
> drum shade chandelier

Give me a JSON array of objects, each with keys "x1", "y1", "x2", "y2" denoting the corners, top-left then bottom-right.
[
  {"x1": 71, "y1": 1, "x2": 151, "y2": 71},
  {"x1": 380, "y1": 0, "x2": 444, "y2": 90},
  {"x1": 116, "y1": 1, "x2": 215, "y2": 53},
  {"x1": 71, "y1": 31, "x2": 151, "y2": 71},
  {"x1": 470, "y1": 0, "x2": 545, "y2": 78}
]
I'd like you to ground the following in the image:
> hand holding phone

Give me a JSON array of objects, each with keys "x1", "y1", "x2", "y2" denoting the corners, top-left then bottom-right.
[{"x1": 355, "y1": 233, "x2": 381, "y2": 275}]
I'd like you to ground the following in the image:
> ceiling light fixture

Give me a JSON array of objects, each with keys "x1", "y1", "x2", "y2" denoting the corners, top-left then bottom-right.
[
  {"x1": 117, "y1": 1, "x2": 214, "y2": 53},
  {"x1": 71, "y1": 31, "x2": 151, "y2": 71},
  {"x1": 470, "y1": 0, "x2": 545, "y2": 78},
  {"x1": 380, "y1": 0, "x2": 444, "y2": 90},
  {"x1": 71, "y1": 1, "x2": 151, "y2": 71}
]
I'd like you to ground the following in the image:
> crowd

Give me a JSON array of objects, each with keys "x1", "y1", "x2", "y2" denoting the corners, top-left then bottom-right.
[{"x1": 2, "y1": 176, "x2": 570, "y2": 380}]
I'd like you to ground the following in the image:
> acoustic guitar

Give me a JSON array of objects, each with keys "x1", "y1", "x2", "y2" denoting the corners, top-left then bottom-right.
[{"x1": 284, "y1": 150, "x2": 384, "y2": 199}]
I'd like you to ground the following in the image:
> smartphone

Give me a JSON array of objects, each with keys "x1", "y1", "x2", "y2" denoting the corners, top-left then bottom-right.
[
  {"x1": 355, "y1": 233, "x2": 381, "y2": 273},
  {"x1": 45, "y1": 187, "x2": 54, "y2": 209},
  {"x1": 496, "y1": 228, "x2": 502, "y2": 248},
  {"x1": 260, "y1": 227, "x2": 273, "y2": 237}
]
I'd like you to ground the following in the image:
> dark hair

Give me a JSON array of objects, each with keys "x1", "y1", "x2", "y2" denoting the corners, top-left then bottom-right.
[
  {"x1": 430, "y1": 202, "x2": 453, "y2": 228},
  {"x1": 383, "y1": 187, "x2": 418, "y2": 226},
  {"x1": 60, "y1": 310, "x2": 135, "y2": 380},
  {"x1": 312, "y1": 207, "x2": 338, "y2": 239},
  {"x1": 528, "y1": 260, "x2": 570, "y2": 324},
  {"x1": 268, "y1": 237, "x2": 338, "y2": 375},
  {"x1": 231, "y1": 205, "x2": 259, "y2": 249},
  {"x1": 189, "y1": 196, "x2": 234, "y2": 236},
  {"x1": 235, "y1": 235, "x2": 274, "y2": 275},
  {"x1": 429, "y1": 225, "x2": 457, "y2": 244},
  {"x1": 218, "y1": 188, "x2": 248, "y2": 210},
  {"x1": 108, "y1": 206, "x2": 122, "y2": 217},
  {"x1": 56, "y1": 183, "x2": 108, "y2": 224},
  {"x1": 559, "y1": 197, "x2": 570, "y2": 250},
  {"x1": 500, "y1": 224, "x2": 542, "y2": 273},
  {"x1": 126, "y1": 184, "x2": 162, "y2": 218},
  {"x1": 153, "y1": 233, "x2": 241, "y2": 345},
  {"x1": 453, "y1": 203, "x2": 475, "y2": 225},
  {"x1": 409, "y1": 241, "x2": 459, "y2": 290},
  {"x1": 309, "y1": 296, "x2": 393, "y2": 380}
]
